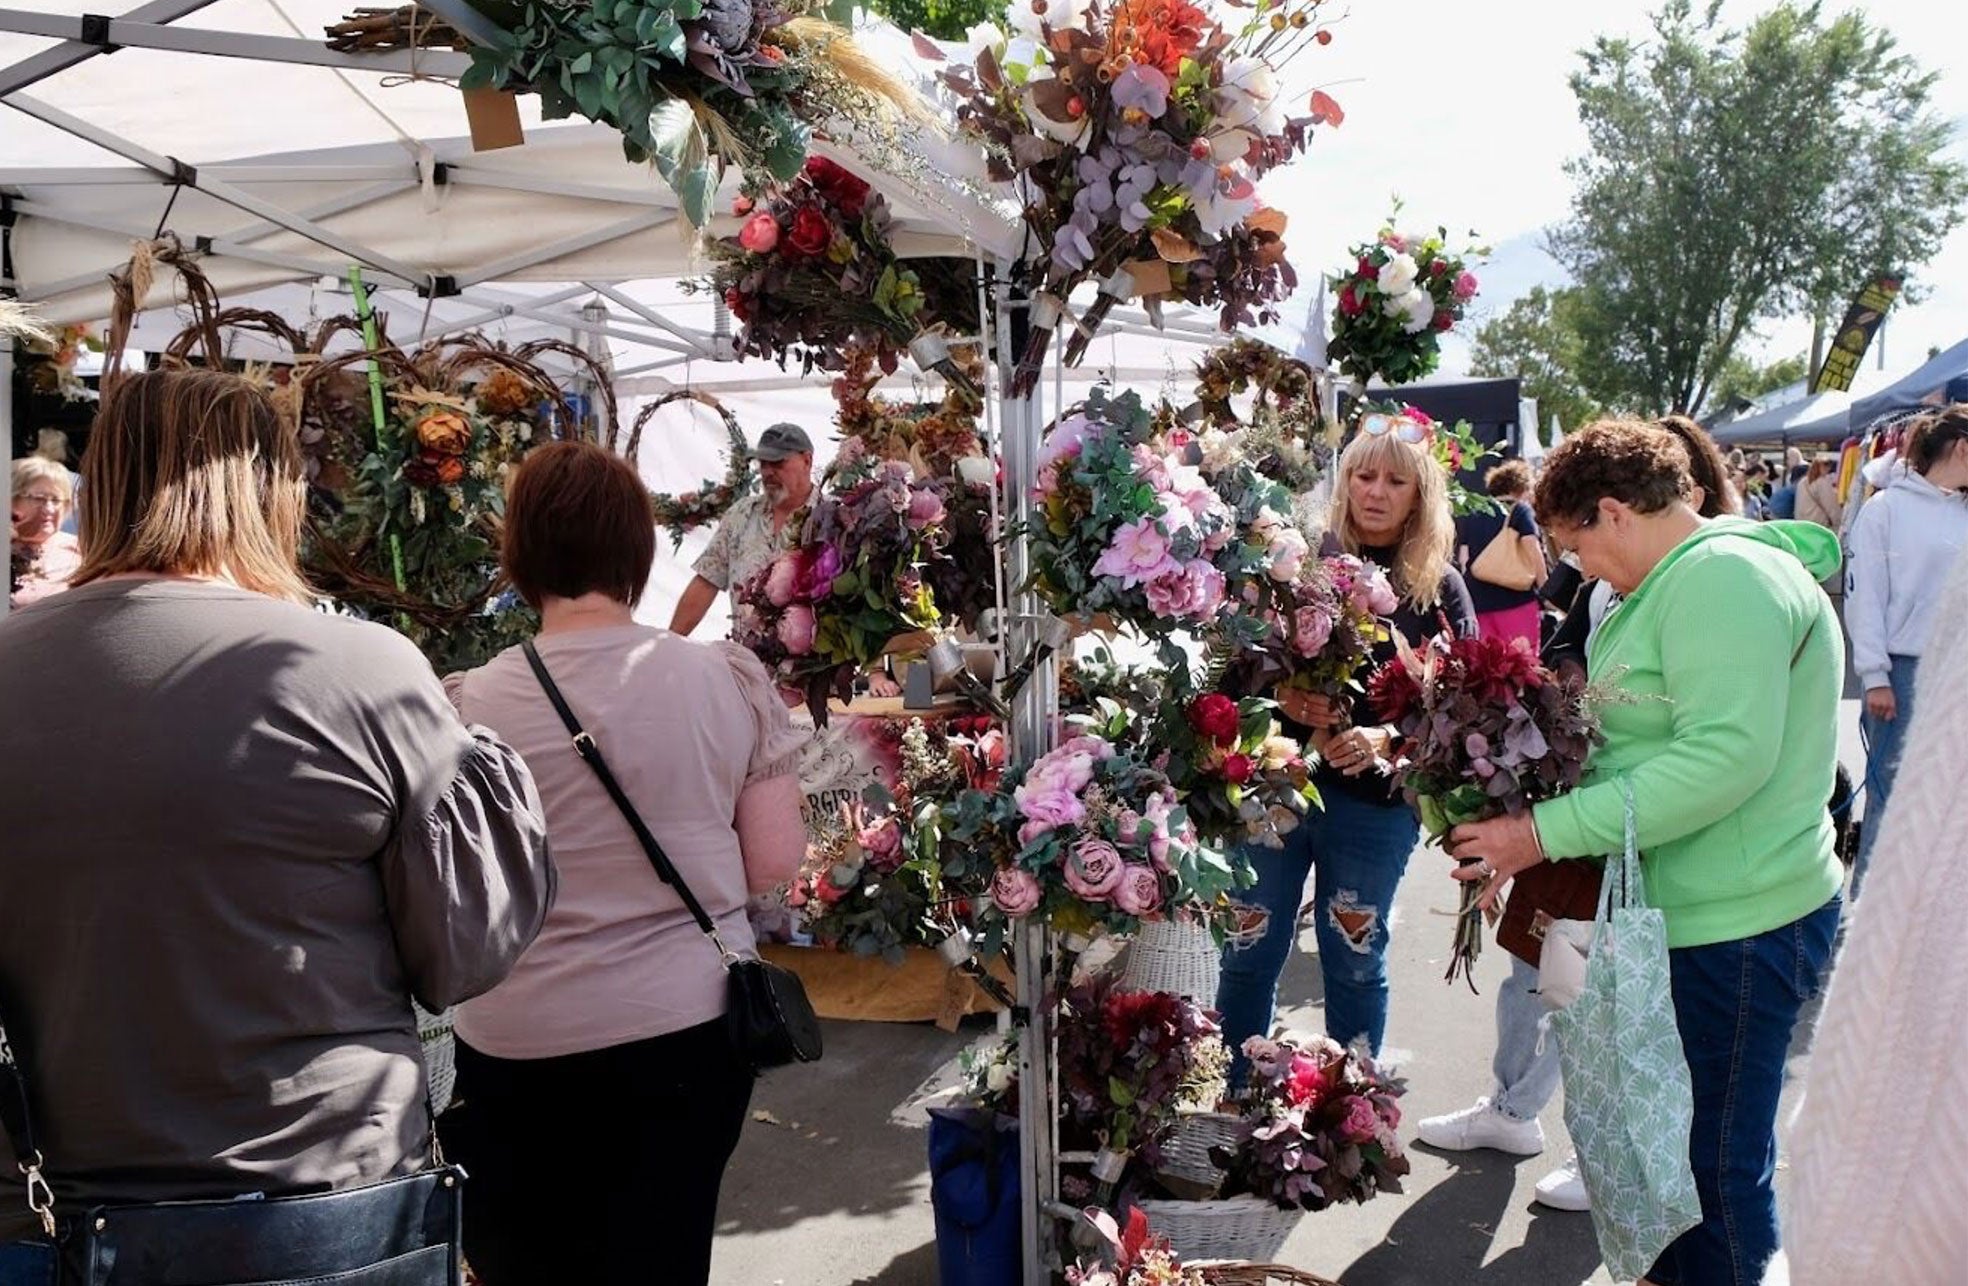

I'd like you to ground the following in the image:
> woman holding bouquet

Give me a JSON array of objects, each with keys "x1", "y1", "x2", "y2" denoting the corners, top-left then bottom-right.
[
  {"x1": 1217, "y1": 421, "x2": 1476, "y2": 1073},
  {"x1": 1447, "y1": 421, "x2": 1845, "y2": 1286}
]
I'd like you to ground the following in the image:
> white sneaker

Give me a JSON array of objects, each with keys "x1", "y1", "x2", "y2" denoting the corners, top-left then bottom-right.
[
  {"x1": 1413, "y1": 1097, "x2": 1546, "y2": 1156},
  {"x1": 1534, "y1": 1156, "x2": 1591, "y2": 1211}
]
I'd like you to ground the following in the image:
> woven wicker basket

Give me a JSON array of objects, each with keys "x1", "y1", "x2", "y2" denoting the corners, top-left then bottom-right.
[
  {"x1": 1157, "y1": 1111, "x2": 1243, "y2": 1192},
  {"x1": 414, "y1": 1003, "x2": 458, "y2": 1115},
  {"x1": 1134, "y1": 1194, "x2": 1301, "y2": 1264},
  {"x1": 1118, "y1": 919, "x2": 1221, "y2": 1002},
  {"x1": 1194, "y1": 1261, "x2": 1340, "y2": 1286}
]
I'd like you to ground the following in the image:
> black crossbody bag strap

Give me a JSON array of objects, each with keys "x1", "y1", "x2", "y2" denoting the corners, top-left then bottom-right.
[
  {"x1": 520, "y1": 642, "x2": 736, "y2": 962},
  {"x1": 0, "y1": 1009, "x2": 62, "y2": 1237}
]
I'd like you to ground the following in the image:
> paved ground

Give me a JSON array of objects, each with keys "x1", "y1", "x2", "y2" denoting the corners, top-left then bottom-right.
[{"x1": 711, "y1": 702, "x2": 1865, "y2": 1285}]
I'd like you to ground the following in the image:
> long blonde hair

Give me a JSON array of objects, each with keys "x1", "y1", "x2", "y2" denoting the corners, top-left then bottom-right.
[
  {"x1": 73, "y1": 369, "x2": 312, "y2": 603},
  {"x1": 1328, "y1": 431, "x2": 1453, "y2": 610}
]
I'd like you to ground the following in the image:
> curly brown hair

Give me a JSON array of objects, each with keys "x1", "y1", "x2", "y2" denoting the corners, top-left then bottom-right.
[
  {"x1": 1483, "y1": 458, "x2": 1533, "y2": 499},
  {"x1": 1532, "y1": 419, "x2": 1694, "y2": 530}
]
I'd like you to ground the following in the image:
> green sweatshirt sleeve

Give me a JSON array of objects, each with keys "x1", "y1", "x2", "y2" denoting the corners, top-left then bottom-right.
[{"x1": 1534, "y1": 549, "x2": 1798, "y2": 858}]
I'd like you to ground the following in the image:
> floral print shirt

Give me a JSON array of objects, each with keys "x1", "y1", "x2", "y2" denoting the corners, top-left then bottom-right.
[{"x1": 693, "y1": 492, "x2": 788, "y2": 592}]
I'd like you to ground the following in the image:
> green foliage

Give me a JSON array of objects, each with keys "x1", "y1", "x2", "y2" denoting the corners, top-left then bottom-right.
[
  {"x1": 860, "y1": 0, "x2": 1005, "y2": 40},
  {"x1": 1468, "y1": 285, "x2": 1607, "y2": 438},
  {"x1": 1710, "y1": 351, "x2": 1810, "y2": 411},
  {"x1": 1548, "y1": 0, "x2": 1968, "y2": 415}
]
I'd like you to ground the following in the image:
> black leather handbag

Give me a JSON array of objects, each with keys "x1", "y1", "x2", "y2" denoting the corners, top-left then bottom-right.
[
  {"x1": 0, "y1": 1005, "x2": 464, "y2": 1285},
  {"x1": 522, "y1": 643, "x2": 822, "y2": 1071}
]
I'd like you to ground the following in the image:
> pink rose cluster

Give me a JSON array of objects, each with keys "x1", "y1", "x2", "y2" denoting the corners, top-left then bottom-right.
[{"x1": 1083, "y1": 455, "x2": 1236, "y2": 626}]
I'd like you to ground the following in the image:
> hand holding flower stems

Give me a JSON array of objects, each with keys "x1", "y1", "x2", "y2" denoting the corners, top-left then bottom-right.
[{"x1": 1446, "y1": 812, "x2": 1546, "y2": 913}]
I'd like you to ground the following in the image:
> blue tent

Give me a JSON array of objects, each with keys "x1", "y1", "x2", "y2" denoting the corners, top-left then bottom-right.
[{"x1": 1849, "y1": 336, "x2": 1968, "y2": 429}]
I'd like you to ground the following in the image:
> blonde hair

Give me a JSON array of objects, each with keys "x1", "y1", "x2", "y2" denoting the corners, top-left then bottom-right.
[
  {"x1": 1328, "y1": 431, "x2": 1453, "y2": 610},
  {"x1": 11, "y1": 455, "x2": 73, "y2": 504},
  {"x1": 73, "y1": 369, "x2": 312, "y2": 603}
]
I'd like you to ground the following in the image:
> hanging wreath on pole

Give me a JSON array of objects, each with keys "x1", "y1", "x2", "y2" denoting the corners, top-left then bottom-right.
[{"x1": 627, "y1": 389, "x2": 756, "y2": 550}]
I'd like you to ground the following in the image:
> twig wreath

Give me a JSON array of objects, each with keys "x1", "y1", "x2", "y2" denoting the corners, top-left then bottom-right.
[{"x1": 627, "y1": 389, "x2": 757, "y2": 549}]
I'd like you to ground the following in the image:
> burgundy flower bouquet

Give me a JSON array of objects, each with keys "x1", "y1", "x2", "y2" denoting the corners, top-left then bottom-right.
[
  {"x1": 1214, "y1": 1030, "x2": 1408, "y2": 1210},
  {"x1": 1057, "y1": 978, "x2": 1227, "y2": 1173},
  {"x1": 1367, "y1": 633, "x2": 1603, "y2": 985}
]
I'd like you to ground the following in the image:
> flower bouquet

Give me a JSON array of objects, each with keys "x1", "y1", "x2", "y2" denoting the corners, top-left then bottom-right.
[
  {"x1": 1147, "y1": 692, "x2": 1317, "y2": 850},
  {"x1": 1367, "y1": 633, "x2": 1603, "y2": 986},
  {"x1": 831, "y1": 345, "x2": 987, "y2": 480},
  {"x1": 937, "y1": 728, "x2": 1252, "y2": 948},
  {"x1": 706, "y1": 158, "x2": 980, "y2": 374},
  {"x1": 732, "y1": 455, "x2": 958, "y2": 721},
  {"x1": 1227, "y1": 548, "x2": 1396, "y2": 723},
  {"x1": 929, "y1": 0, "x2": 1343, "y2": 388},
  {"x1": 790, "y1": 718, "x2": 1003, "y2": 960},
  {"x1": 1067, "y1": 1207, "x2": 1208, "y2": 1286},
  {"x1": 1213, "y1": 1030, "x2": 1408, "y2": 1210},
  {"x1": 1029, "y1": 390, "x2": 1244, "y2": 645},
  {"x1": 1057, "y1": 978, "x2": 1228, "y2": 1182},
  {"x1": 460, "y1": 0, "x2": 926, "y2": 225},
  {"x1": 1327, "y1": 217, "x2": 1485, "y2": 389}
]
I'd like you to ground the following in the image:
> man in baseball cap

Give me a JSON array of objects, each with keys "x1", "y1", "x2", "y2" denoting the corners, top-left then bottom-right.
[{"x1": 670, "y1": 422, "x2": 817, "y2": 638}]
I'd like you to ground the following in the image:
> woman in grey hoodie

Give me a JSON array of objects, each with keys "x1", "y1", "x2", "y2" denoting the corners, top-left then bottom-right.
[{"x1": 1845, "y1": 404, "x2": 1968, "y2": 884}]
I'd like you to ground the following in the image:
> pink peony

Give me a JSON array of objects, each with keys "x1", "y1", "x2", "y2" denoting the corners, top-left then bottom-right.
[
  {"x1": 798, "y1": 544, "x2": 844, "y2": 601},
  {"x1": 1292, "y1": 605, "x2": 1334, "y2": 657},
  {"x1": 1144, "y1": 559, "x2": 1227, "y2": 622},
  {"x1": 1063, "y1": 838, "x2": 1126, "y2": 900},
  {"x1": 990, "y1": 866, "x2": 1043, "y2": 917},
  {"x1": 1354, "y1": 565, "x2": 1399, "y2": 615},
  {"x1": 906, "y1": 487, "x2": 946, "y2": 529},
  {"x1": 1115, "y1": 808, "x2": 1145, "y2": 849},
  {"x1": 1337, "y1": 1094, "x2": 1383, "y2": 1144},
  {"x1": 763, "y1": 552, "x2": 803, "y2": 608},
  {"x1": 1034, "y1": 413, "x2": 1093, "y2": 494},
  {"x1": 776, "y1": 603, "x2": 817, "y2": 655},
  {"x1": 1130, "y1": 444, "x2": 1173, "y2": 492},
  {"x1": 1142, "y1": 791, "x2": 1177, "y2": 868},
  {"x1": 1093, "y1": 517, "x2": 1181, "y2": 588},
  {"x1": 738, "y1": 212, "x2": 781, "y2": 254},
  {"x1": 1112, "y1": 865, "x2": 1164, "y2": 916},
  {"x1": 858, "y1": 816, "x2": 905, "y2": 872},
  {"x1": 1452, "y1": 270, "x2": 1479, "y2": 302},
  {"x1": 1267, "y1": 527, "x2": 1310, "y2": 583},
  {"x1": 1014, "y1": 779, "x2": 1086, "y2": 837}
]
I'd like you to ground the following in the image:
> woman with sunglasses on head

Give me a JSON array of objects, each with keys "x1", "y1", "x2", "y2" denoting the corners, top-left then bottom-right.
[{"x1": 1216, "y1": 412, "x2": 1476, "y2": 1077}]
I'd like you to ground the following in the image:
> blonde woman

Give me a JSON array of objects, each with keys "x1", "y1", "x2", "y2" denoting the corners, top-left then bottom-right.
[
  {"x1": 0, "y1": 370, "x2": 554, "y2": 1266},
  {"x1": 10, "y1": 455, "x2": 80, "y2": 607},
  {"x1": 1217, "y1": 417, "x2": 1477, "y2": 1074}
]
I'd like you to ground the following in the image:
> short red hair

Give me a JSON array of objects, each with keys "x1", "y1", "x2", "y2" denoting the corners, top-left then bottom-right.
[{"x1": 502, "y1": 441, "x2": 655, "y2": 609}]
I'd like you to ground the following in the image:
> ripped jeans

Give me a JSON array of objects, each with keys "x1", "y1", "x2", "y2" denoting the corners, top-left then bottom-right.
[{"x1": 1217, "y1": 786, "x2": 1419, "y2": 1080}]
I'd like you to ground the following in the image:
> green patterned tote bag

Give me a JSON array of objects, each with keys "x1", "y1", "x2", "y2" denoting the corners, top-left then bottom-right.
[{"x1": 1550, "y1": 780, "x2": 1703, "y2": 1280}]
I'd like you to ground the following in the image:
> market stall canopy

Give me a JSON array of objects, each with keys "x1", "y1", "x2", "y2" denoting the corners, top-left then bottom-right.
[
  {"x1": 1849, "y1": 335, "x2": 1968, "y2": 431},
  {"x1": 1709, "y1": 367, "x2": 1896, "y2": 446},
  {"x1": 0, "y1": 2, "x2": 1021, "y2": 325}
]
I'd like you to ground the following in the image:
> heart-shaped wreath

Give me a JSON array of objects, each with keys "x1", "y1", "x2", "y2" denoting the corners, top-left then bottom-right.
[{"x1": 629, "y1": 389, "x2": 756, "y2": 550}]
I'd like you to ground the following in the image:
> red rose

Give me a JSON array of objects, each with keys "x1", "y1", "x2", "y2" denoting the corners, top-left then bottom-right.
[
  {"x1": 1430, "y1": 259, "x2": 1448, "y2": 277},
  {"x1": 724, "y1": 287, "x2": 750, "y2": 323},
  {"x1": 1188, "y1": 693, "x2": 1241, "y2": 746},
  {"x1": 1222, "y1": 753, "x2": 1255, "y2": 783},
  {"x1": 804, "y1": 156, "x2": 870, "y2": 219},
  {"x1": 1356, "y1": 255, "x2": 1376, "y2": 277},
  {"x1": 1432, "y1": 310, "x2": 1454, "y2": 331},
  {"x1": 1338, "y1": 284, "x2": 1366, "y2": 317},
  {"x1": 783, "y1": 205, "x2": 832, "y2": 260}
]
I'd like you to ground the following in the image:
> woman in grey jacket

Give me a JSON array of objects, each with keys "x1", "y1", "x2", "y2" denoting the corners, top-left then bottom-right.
[{"x1": 1845, "y1": 404, "x2": 1968, "y2": 883}]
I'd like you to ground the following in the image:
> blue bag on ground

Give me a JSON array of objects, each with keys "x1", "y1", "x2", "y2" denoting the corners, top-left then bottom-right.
[{"x1": 927, "y1": 1107, "x2": 1020, "y2": 1286}]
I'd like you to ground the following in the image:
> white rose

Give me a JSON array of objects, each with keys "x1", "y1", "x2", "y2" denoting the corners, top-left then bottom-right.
[
  {"x1": 963, "y1": 20, "x2": 1004, "y2": 64},
  {"x1": 1215, "y1": 55, "x2": 1284, "y2": 137},
  {"x1": 1008, "y1": 0, "x2": 1086, "y2": 40},
  {"x1": 1376, "y1": 252, "x2": 1419, "y2": 296},
  {"x1": 1401, "y1": 288, "x2": 1435, "y2": 334},
  {"x1": 986, "y1": 1062, "x2": 1013, "y2": 1093}
]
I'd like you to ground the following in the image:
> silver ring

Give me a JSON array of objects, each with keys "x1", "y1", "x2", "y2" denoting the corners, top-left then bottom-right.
[{"x1": 1475, "y1": 860, "x2": 1494, "y2": 879}]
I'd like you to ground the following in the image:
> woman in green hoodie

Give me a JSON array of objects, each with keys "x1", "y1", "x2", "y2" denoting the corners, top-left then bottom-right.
[{"x1": 1447, "y1": 420, "x2": 1845, "y2": 1286}]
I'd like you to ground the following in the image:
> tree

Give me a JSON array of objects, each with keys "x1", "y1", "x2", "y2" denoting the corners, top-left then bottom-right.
[
  {"x1": 1709, "y1": 351, "x2": 1810, "y2": 411},
  {"x1": 1468, "y1": 286, "x2": 1605, "y2": 440},
  {"x1": 1548, "y1": 0, "x2": 1968, "y2": 416}
]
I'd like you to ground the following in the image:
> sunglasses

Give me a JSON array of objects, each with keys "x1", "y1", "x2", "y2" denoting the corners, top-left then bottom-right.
[{"x1": 1359, "y1": 412, "x2": 1432, "y2": 445}]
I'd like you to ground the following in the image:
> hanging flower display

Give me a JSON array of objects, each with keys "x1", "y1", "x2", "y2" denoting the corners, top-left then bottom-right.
[
  {"x1": 927, "y1": 0, "x2": 1342, "y2": 387},
  {"x1": 459, "y1": 0, "x2": 929, "y2": 225},
  {"x1": 1327, "y1": 216, "x2": 1486, "y2": 389},
  {"x1": 831, "y1": 345, "x2": 988, "y2": 478},
  {"x1": 704, "y1": 158, "x2": 981, "y2": 374}
]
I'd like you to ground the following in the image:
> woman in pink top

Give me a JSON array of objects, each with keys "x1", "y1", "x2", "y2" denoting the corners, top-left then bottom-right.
[
  {"x1": 441, "y1": 442, "x2": 808, "y2": 1285},
  {"x1": 10, "y1": 455, "x2": 81, "y2": 608}
]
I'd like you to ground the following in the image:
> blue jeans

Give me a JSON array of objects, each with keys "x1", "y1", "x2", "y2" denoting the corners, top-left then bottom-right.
[
  {"x1": 1646, "y1": 898, "x2": 1840, "y2": 1286},
  {"x1": 1855, "y1": 653, "x2": 1918, "y2": 890},
  {"x1": 1216, "y1": 787, "x2": 1418, "y2": 1077},
  {"x1": 1491, "y1": 954, "x2": 1563, "y2": 1121}
]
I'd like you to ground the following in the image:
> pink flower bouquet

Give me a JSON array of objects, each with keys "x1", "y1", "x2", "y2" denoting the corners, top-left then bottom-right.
[
  {"x1": 1213, "y1": 1030, "x2": 1409, "y2": 1210},
  {"x1": 1226, "y1": 551, "x2": 1394, "y2": 720}
]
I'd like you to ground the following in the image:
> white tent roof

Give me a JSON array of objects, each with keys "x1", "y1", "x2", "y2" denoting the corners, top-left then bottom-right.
[{"x1": 1709, "y1": 367, "x2": 1897, "y2": 446}]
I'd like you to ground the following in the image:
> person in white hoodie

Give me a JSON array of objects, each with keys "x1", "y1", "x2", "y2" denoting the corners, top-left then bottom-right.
[{"x1": 1844, "y1": 404, "x2": 1968, "y2": 886}]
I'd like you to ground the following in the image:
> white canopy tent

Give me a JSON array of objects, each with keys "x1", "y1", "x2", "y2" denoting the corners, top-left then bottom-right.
[{"x1": 1709, "y1": 367, "x2": 1895, "y2": 447}]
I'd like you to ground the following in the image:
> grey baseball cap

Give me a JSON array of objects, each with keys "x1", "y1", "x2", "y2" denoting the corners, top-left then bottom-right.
[{"x1": 755, "y1": 422, "x2": 814, "y2": 461}]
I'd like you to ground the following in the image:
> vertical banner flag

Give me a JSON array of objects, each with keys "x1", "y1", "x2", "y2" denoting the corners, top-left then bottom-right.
[{"x1": 1811, "y1": 275, "x2": 1902, "y2": 394}]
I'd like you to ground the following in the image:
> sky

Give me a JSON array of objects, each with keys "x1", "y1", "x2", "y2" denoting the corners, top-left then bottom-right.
[{"x1": 1258, "y1": 0, "x2": 1968, "y2": 386}]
